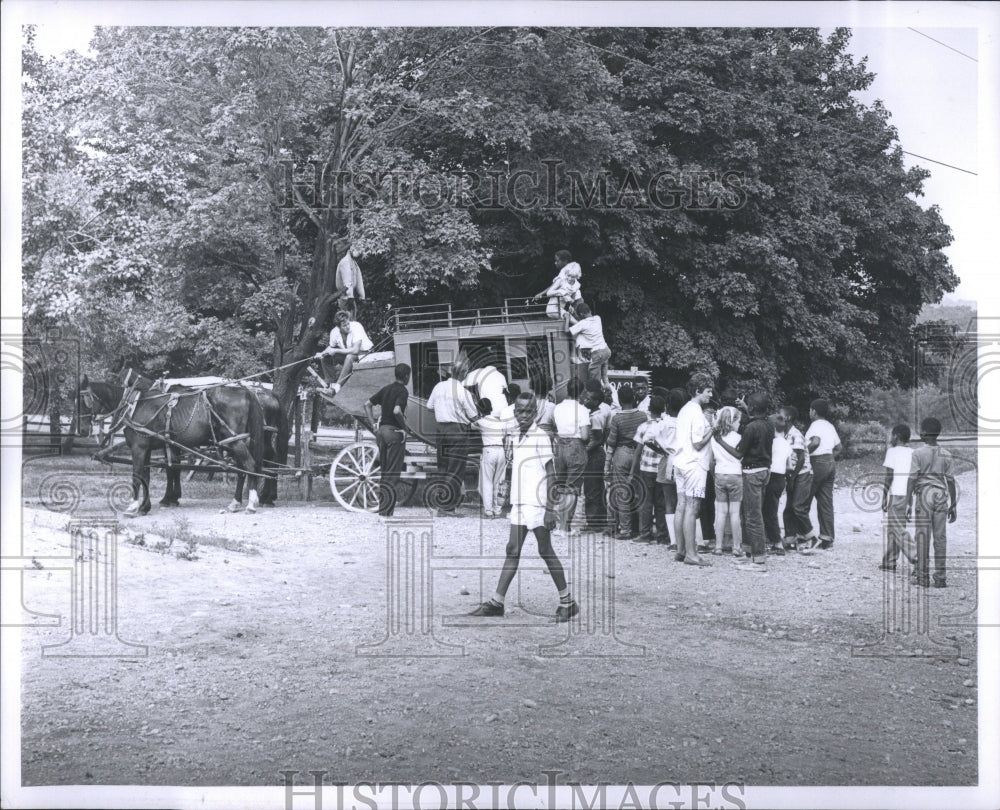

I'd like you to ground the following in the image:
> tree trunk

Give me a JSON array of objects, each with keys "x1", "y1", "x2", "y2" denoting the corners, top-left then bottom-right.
[{"x1": 271, "y1": 289, "x2": 344, "y2": 467}]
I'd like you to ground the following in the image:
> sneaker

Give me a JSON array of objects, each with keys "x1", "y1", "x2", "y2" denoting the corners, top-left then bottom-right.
[
  {"x1": 819, "y1": 539, "x2": 834, "y2": 550},
  {"x1": 667, "y1": 544, "x2": 678, "y2": 552},
  {"x1": 769, "y1": 545, "x2": 786, "y2": 557},
  {"x1": 932, "y1": 579, "x2": 947, "y2": 589},
  {"x1": 331, "y1": 382, "x2": 342, "y2": 394},
  {"x1": 468, "y1": 601, "x2": 504, "y2": 617},
  {"x1": 697, "y1": 544, "x2": 712, "y2": 554},
  {"x1": 735, "y1": 560, "x2": 767, "y2": 572},
  {"x1": 674, "y1": 553, "x2": 686, "y2": 563},
  {"x1": 878, "y1": 562, "x2": 897, "y2": 572},
  {"x1": 555, "y1": 601, "x2": 580, "y2": 622}
]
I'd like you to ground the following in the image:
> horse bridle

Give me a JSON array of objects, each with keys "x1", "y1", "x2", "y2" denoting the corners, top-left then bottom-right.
[{"x1": 77, "y1": 380, "x2": 137, "y2": 439}]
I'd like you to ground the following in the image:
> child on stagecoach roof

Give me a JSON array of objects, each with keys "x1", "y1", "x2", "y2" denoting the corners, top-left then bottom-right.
[
  {"x1": 314, "y1": 309, "x2": 373, "y2": 394},
  {"x1": 531, "y1": 249, "x2": 583, "y2": 318}
]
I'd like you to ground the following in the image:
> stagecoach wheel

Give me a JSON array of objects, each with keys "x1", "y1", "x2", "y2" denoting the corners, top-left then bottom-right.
[{"x1": 329, "y1": 441, "x2": 382, "y2": 513}]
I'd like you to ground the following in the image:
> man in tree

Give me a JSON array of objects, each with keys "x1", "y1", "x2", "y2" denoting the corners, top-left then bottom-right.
[
  {"x1": 468, "y1": 392, "x2": 579, "y2": 622},
  {"x1": 315, "y1": 310, "x2": 373, "y2": 394},
  {"x1": 335, "y1": 242, "x2": 366, "y2": 319},
  {"x1": 363, "y1": 363, "x2": 411, "y2": 517}
]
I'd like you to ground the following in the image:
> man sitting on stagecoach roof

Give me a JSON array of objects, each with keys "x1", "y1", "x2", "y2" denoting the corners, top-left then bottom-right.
[
  {"x1": 314, "y1": 309, "x2": 373, "y2": 394},
  {"x1": 335, "y1": 242, "x2": 366, "y2": 318}
]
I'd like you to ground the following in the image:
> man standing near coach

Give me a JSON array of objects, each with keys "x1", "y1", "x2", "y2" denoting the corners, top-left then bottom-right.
[
  {"x1": 363, "y1": 363, "x2": 411, "y2": 518},
  {"x1": 427, "y1": 360, "x2": 478, "y2": 516}
]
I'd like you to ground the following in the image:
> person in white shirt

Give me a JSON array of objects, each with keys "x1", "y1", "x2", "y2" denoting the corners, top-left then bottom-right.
[
  {"x1": 551, "y1": 379, "x2": 591, "y2": 533},
  {"x1": 710, "y1": 406, "x2": 743, "y2": 557},
  {"x1": 462, "y1": 352, "x2": 508, "y2": 417},
  {"x1": 427, "y1": 363, "x2": 478, "y2": 515},
  {"x1": 764, "y1": 412, "x2": 794, "y2": 555},
  {"x1": 806, "y1": 398, "x2": 842, "y2": 550},
  {"x1": 565, "y1": 302, "x2": 611, "y2": 387},
  {"x1": 468, "y1": 392, "x2": 579, "y2": 622},
  {"x1": 881, "y1": 423, "x2": 915, "y2": 571},
  {"x1": 532, "y1": 249, "x2": 583, "y2": 318},
  {"x1": 335, "y1": 243, "x2": 366, "y2": 318},
  {"x1": 673, "y1": 373, "x2": 715, "y2": 566},
  {"x1": 472, "y1": 397, "x2": 517, "y2": 519},
  {"x1": 780, "y1": 405, "x2": 819, "y2": 553},
  {"x1": 314, "y1": 310, "x2": 374, "y2": 393},
  {"x1": 634, "y1": 378, "x2": 651, "y2": 415}
]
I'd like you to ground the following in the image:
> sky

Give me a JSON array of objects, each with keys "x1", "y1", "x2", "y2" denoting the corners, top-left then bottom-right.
[{"x1": 16, "y1": 4, "x2": 1000, "y2": 304}]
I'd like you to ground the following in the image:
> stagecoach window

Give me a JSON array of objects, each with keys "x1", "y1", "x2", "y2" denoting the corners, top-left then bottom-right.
[
  {"x1": 457, "y1": 338, "x2": 509, "y2": 381},
  {"x1": 409, "y1": 341, "x2": 440, "y2": 400},
  {"x1": 525, "y1": 336, "x2": 551, "y2": 397}
]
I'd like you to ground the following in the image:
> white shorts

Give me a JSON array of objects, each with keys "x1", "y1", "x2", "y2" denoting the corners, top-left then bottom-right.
[
  {"x1": 675, "y1": 465, "x2": 707, "y2": 499},
  {"x1": 510, "y1": 504, "x2": 547, "y2": 530}
]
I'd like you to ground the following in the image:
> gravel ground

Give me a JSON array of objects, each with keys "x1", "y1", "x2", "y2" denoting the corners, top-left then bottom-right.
[{"x1": 15, "y1": 453, "x2": 981, "y2": 789}]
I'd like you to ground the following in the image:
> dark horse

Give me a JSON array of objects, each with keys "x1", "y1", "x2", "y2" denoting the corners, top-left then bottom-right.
[{"x1": 74, "y1": 373, "x2": 270, "y2": 516}]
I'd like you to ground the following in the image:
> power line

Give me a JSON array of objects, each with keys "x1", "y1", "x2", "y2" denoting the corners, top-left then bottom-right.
[
  {"x1": 540, "y1": 27, "x2": 978, "y2": 177},
  {"x1": 907, "y1": 28, "x2": 978, "y2": 63},
  {"x1": 900, "y1": 150, "x2": 977, "y2": 176}
]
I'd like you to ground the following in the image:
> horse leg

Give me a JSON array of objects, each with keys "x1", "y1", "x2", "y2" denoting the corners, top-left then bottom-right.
[
  {"x1": 160, "y1": 464, "x2": 181, "y2": 506},
  {"x1": 228, "y1": 473, "x2": 245, "y2": 513},
  {"x1": 126, "y1": 442, "x2": 152, "y2": 517},
  {"x1": 228, "y1": 442, "x2": 259, "y2": 513},
  {"x1": 140, "y1": 453, "x2": 153, "y2": 515}
]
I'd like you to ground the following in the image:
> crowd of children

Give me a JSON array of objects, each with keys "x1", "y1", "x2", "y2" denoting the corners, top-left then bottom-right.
[{"x1": 375, "y1": 248, "x2": 959, "y2": 589}]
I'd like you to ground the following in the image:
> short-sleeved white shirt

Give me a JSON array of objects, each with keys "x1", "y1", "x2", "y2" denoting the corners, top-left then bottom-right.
[
  {"x1": 474, "y1": 413, "x2": 515, "y2": 447},
  {"x1": 510, "y1": 423, "x2": 554, "y2": 508},
  {"x1": 883, "y1": 445, "x2": 914, "y2": 497},
  {"x1": 806, "y1": 418, "x2": 840, "y2": 455},
  {"x1": 711, "y1": 431, "x2": 743, "y2": 475},
  {"x1": 553, "y1": 399, "x2": 591, "y2": 439},
  {"x1": 427, "y1": 379, "x2": 477, "y2": 424},
  {"x1": 569, "y1": 316, "x2": 608, "y2": 350},
  {"x1": 674, "y1": 400, "x2": 712, "y2": 471},
  {"x1": 329, "y1": 321, "x2": 373, "y2": 352},
  {"x1": 464, "y1": 366, "x2": 507, "y2": 415},
  {"x1": 786, "y1": 425, "x2": 812, "y2": 474},
  {"x1": 771, "y1": 433, "x2": 793, "y2": 474}
]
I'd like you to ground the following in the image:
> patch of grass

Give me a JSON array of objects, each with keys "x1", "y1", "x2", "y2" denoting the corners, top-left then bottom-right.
[{"x1": 138, "y1": 517, "x2": 259, "y2": 558}]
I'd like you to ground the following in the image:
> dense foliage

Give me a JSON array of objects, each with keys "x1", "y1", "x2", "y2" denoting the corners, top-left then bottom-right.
[{"x1": 23, "y1": 26, "x2": 957, "y2": 425}]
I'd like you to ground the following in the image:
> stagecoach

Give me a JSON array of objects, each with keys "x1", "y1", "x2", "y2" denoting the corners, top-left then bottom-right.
[
  {"x1": 75, "y1": 297, "x2": 597, "y2": 514},
  {"x1": 322, "y1": 297, "x2": 589, "y2": 512}
]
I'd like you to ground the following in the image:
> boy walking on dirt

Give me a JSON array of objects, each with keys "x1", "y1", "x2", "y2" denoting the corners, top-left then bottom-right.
[
  {"x1": 906, "y1": 418, "x2": 957, "y2": 588},
  {"x1": 880, "y1": 424, "x2": 915, "y2": 571},
  {"x1": 469, "y1": 392, "x2": 580, "y2": 621}
]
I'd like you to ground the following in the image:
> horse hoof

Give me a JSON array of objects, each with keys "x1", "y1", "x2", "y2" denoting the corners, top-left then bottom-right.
[
  {"x1": 226, "y1": 501, "x2": 242, "y2": 513},
  {"x1": 159, "y1": 499, "x2": 179, "y2": 507}
]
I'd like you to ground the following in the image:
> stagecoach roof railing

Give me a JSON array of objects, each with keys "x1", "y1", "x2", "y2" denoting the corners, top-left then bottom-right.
[{"x1": 392, "y1": 298, "x2": 551, "y2": 332}]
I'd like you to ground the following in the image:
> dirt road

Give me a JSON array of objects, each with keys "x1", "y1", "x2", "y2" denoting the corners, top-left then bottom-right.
[{"x1": 16, "y1": 456, "x2": 979, "y2": 788}]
